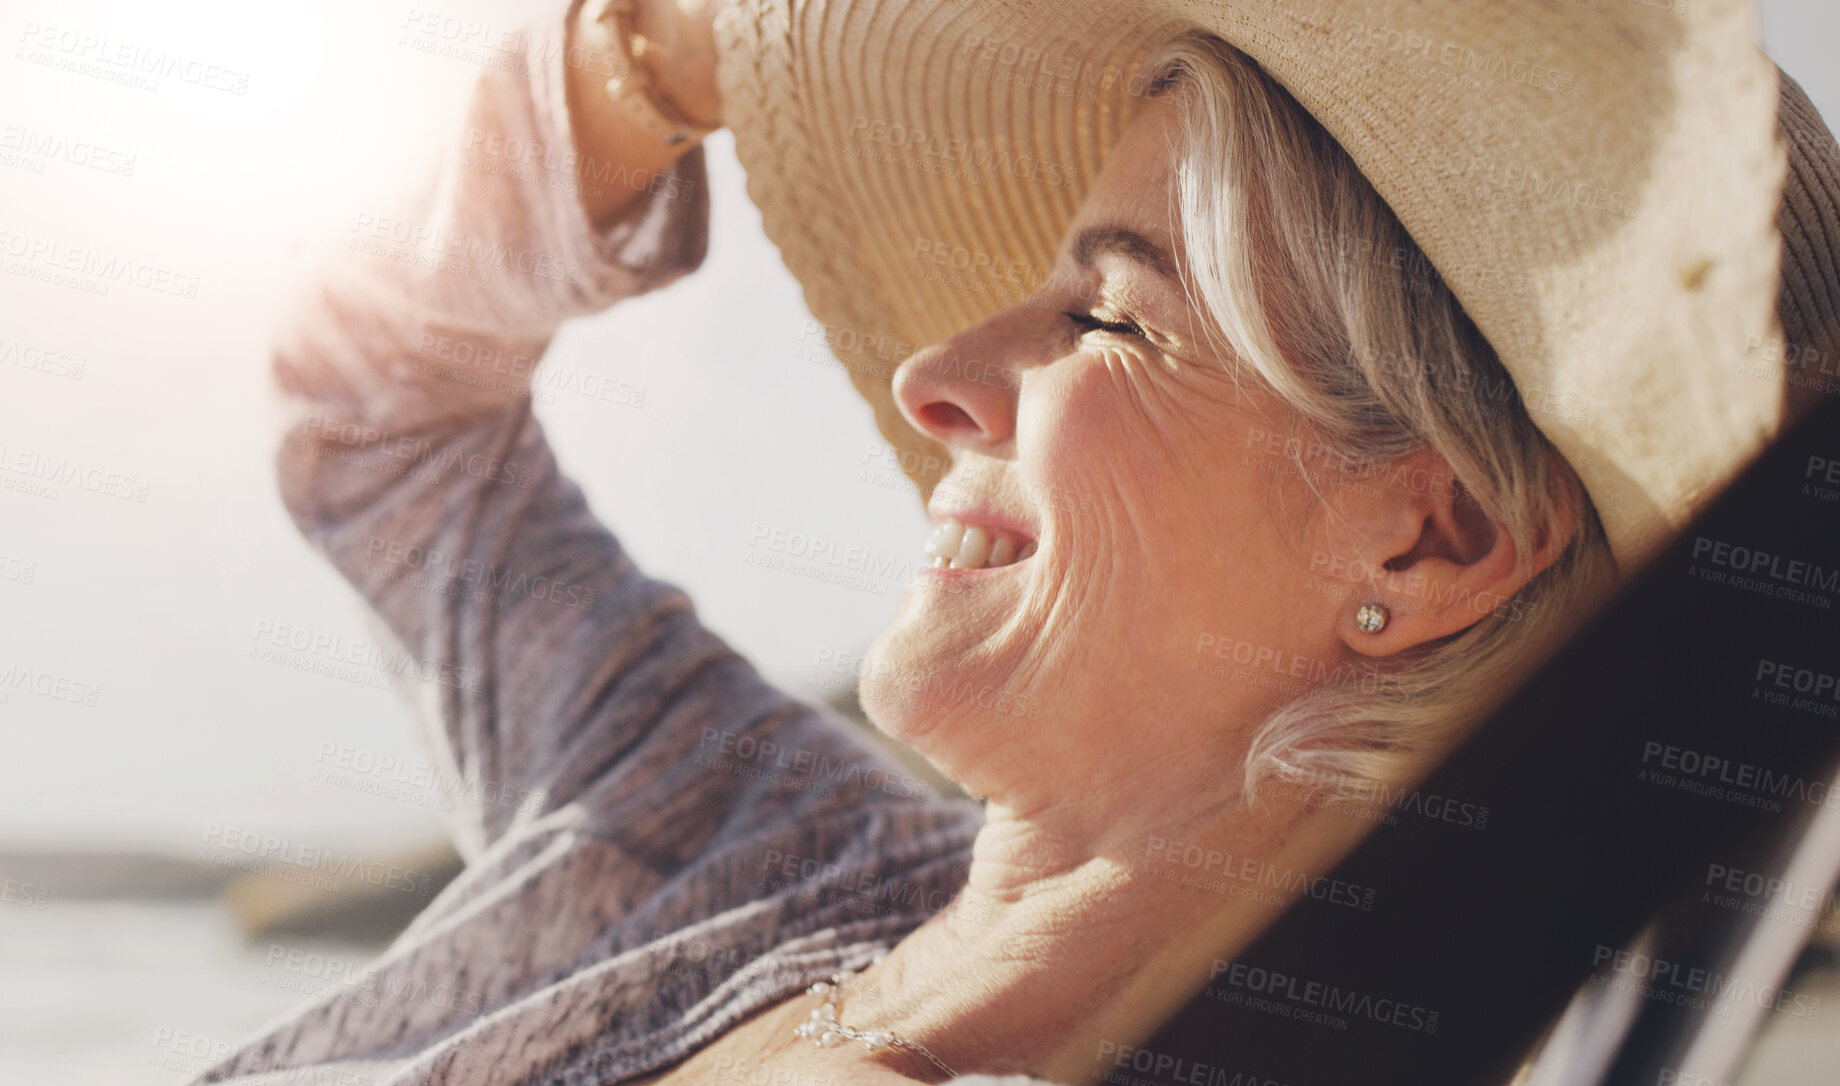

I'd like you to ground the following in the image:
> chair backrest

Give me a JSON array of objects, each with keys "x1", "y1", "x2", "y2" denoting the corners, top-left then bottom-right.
[{"x1": 1135, "y1": 378, "x2": 1840, "y2": 1086}]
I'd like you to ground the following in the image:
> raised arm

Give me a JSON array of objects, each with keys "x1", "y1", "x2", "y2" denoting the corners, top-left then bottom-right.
[{"x1": 273, "y1": 0, "x2": 918, "y2": 863}]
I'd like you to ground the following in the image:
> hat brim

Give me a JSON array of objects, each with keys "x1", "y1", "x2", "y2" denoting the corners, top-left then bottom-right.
[{"x1": 715, "y1": 0, "x2": 1791, "y2": 572}]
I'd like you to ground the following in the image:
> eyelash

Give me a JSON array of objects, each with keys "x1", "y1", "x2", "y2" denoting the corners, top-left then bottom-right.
[{"x1": 1064, "y1": 310, "x2": 1146, "y2": 340}]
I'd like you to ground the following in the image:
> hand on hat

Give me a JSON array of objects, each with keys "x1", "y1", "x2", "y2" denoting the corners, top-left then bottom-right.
[
  {"x1": 567, "y1": 0, "x2": 729, "y2": 229},
  {"x1": 627, "y1": 0, "x2": 727, "y2": 131}
]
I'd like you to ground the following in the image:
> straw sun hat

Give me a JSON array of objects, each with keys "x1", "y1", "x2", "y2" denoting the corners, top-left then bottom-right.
[{"x1": 708, "y1": 0, "x2": 1840, "y2": 573}]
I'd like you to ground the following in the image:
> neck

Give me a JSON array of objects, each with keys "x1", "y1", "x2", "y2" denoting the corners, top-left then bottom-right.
[{"x1": 852, "y1": 757, "x2": 1378, "y2": 1084}]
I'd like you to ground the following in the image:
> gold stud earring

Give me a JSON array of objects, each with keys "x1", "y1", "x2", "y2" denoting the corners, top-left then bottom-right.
[{"x1": 1355, "y1": 602, "x2": 1390, "y2": 634}]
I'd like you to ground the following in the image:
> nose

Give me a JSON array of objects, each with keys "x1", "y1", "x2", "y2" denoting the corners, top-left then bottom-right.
[{"x1": 890, "y1": 307, "x2": 1040, "y2": 454}]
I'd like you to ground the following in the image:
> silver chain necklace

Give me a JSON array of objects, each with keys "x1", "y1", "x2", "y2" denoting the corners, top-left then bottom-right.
[{"x1": 791, "y1": 958, "x2": 958, "y2": 1079}]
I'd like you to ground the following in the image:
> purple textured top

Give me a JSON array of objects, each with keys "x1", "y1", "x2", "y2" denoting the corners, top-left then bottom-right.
[{"x1": 186, "y1": 2, "x2": 1047, "y2": 1082}]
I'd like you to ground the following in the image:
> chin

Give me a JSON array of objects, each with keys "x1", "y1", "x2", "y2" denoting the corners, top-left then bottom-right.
[
  {"x1": 859, "y1": 609, "x2": 1053, "y2": 793},
  {"x1": 856, "y1": 616, "x2": 944, "y2": 749}
]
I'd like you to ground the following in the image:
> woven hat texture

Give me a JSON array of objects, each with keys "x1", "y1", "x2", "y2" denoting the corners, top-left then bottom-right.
[{"x1": 712, "y1": 0, "x2": 1840, "y2": 571}]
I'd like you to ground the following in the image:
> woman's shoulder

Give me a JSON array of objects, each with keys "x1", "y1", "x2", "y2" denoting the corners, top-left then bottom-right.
[
  {"x1": 641, "y1": 765, "x2": 987, "y2": 936},
  {"x1": 193, "y1": 785, "x2": 983, "y2": 1085}
]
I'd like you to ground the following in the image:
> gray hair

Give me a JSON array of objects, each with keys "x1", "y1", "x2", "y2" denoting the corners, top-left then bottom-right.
[{"x1": 1144, "y1": 34, "x2": 1618, "y2": 799}]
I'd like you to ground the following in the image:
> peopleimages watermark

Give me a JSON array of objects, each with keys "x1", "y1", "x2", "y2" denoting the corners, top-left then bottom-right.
[
  {"x1": 808, "y1": 647, "x2": 1045, "y2": 720},
  {"x1": 1590, "y1": 944, "x2": 1823, "y2": 1019},
  {"x1": 1332, "y1": 19, "x2": 1579, "y2": 98},
  {"x1": 261, "y1": 943, "x2": 499, "y2": 1016},
  {"x1": 855, "y1": 441, "x2": 943, "y2": 496},
  {"x1": 361, "y1": 533, "x2": 597, "y2": 611},
  {"x1": 1, "y1": 225, "x2": 201, "y2": 298},
  {"x1": 1205, "y1": 959, "x2": 1440, "y2": 1034},
  {"x1": 951, "y1": 32, "x2": 1133, "y2": 105},
  {"x1": 795, "y1": 318, "x2": 913, "y2": 378},
  {"x1": 631, "y1": 928, "x2": 849, "y2": 1011},
  {"x1": 844, "y1": 113, "x2": 1085, "y2": 191},
  {"x1": 0, "y1": 335, "x2": 88, "y2": 380},
  {"x1": 1142, "y1": 835, "x2": 1378, "y2": 911},
  {"x1": 1687, "y1": 535, "x2": 1838, "y2": 609},
  {"x1": 1192, "y1": 631, "x2": 1406, "y2": 701},
  {"x1": 250, "y1": 619, "x2": 482, "y2": 694},
  {"x1": 1272, "y1": 767, "x2": 1492, "y2": 831},
  {"x1": 198, "y1": 824, "x2": 439, "y2": 896},
  {"x1": 394, "y1": 5, "x2": 636, "y2": 86},
  {"x1": 696, "y1": 727, "x2": 931, "y2": 800},
  {"x1": 1735, "y1": 333, "x2": 1840, "y2": 399},
  {"x1": 0, "y1": 122, "x2": 136, "y2": 177},
  {"x1": 1094, "y1": 1041, "x2": 1300, "y2": 1086},
  {"x1": 148, "y1": 1025, "x2": 377, "y2": 1084},
  {"x1": 0, "y1": 662, "x2": 101, "y2": 707},
  {"x1": 1752, "y1": 658, "x2": 1840, "y2": 720},
  {"x1": 411, "y1": 332, "x2": 647, "y2": 408},
  {"x1": 884, "y1": 468, "x2": 1096, "y2": 532},
  {"x1": 297, "y1": 413, "x2": 533, "y2": 490},
  {"x1": 1416, "y1": 142, "x2": 1639, "y2": 220},
  {"x1": 0, "y1": 441, "x2": 150, "y2": 503},
  {"x1": 147, "y1": 1028, "x2": 236, "y2": 1077},
  {"x1": 462, "y1": 127, "x2": 696, "y2": 206},
  {"x1": 1359, "y1": 346, "x2": 1590, "y2": 422},
  {"x1": 909, "y1": 238, "x2": 1048, "y2": 303},
  {"x1": 13, "y1": 22, "x2": 252, "y2": 95},
  {"x1": 0, "y1": 552, "x2": 36, "y2": 585},
  {"x1": 1701, "y1": 861, "x2": 1840, "y2": 936},
  {"x1": 1805, "y1": 452, "x2": 1840, "y2": 505},
  {"x1": 1559, "y1": 0, "x2": 1690, "y2": 14},
  {"x1": 1292, "y1": 222, "x2": 1441, "y2": 299},
  {"x1": 312, "y1": 741, "x2": 545, "y2": 815},
  {"x1": 1629, "y1": 739, "x2": 1840, "y2": 815},
  {"x1": 758, "y1": 848, "x2": 993, "y2": 926},
  {"x1": 1, "y1": 878, "x2": 49, "y2": 910},
  {"x1": 742, "y1": 523, "x2": 915, "y2": 597},
  {"x1": 699, "y1": 1056, "x2": 855, "y2": 1086},
  {"x1": 1307, "y1": 548, "x2": 1537, "y2": 623},
  {"x1": 347, "y1": 211, "x2": 584, "y2": 286}
]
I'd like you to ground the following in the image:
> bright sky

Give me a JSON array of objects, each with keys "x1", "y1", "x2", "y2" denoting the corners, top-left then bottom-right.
[
  {"x1": 0, "y1": 0, "x2": 930, "y2": 855},
  {"x1": 2, "y1": 0, "x2": 1835, "y2": 856}
]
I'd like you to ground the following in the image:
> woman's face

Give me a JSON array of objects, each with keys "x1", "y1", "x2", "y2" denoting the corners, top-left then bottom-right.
[{"x1": 860, "y1": 94, "x2": 1372, "y2": 817}]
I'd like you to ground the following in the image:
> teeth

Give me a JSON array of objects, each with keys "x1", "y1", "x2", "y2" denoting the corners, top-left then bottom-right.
[
  {"x1": 923, "y1": 518, "x2": 1034, "y2": 570},
  {"x1": 951, "y1": 526, "x2": 991, "y2": 569},
  {"x1": 925, "y1": 521, "x2": 963, "y2": 563}
]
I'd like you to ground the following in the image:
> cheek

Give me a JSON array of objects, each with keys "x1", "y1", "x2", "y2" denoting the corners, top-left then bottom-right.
[
  {"x1": 1023, "y1": 358, "x2": 1171, "y2": 514},
  {"x1": 1019, "y1": 365, "x2": 1313, "y2": 675},
  {"x1": 1026, "y1": 358, "x2": 1274, "y2": 568}
]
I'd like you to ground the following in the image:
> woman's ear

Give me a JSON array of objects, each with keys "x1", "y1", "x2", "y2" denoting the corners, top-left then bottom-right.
[{"x1": 1324, "y1": 447, "x2": 1574, "y2": 658}]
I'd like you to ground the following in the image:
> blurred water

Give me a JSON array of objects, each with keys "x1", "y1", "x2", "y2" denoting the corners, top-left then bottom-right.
[
  {"x1": 0, "y1": 898, "x2": 372, "y2": 1086},
  {"x1": 3, "y1": 896, "x2": 1835, "y2": 1086}
]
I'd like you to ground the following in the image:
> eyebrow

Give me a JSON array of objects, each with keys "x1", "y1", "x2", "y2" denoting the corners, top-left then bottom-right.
[{"x1": 1071, "y1": 226, "x2": 1180, "y2": 284}]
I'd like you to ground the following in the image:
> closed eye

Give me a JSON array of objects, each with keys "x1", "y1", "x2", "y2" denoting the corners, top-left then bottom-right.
[{"x1": 1063, "y1": 310, "x2": 1146, "y2": 339}]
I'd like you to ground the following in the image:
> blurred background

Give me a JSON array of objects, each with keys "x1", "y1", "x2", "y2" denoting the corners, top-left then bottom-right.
[{"x1": 0, "y1": 0, "x2": 1836, "y2": 1082}]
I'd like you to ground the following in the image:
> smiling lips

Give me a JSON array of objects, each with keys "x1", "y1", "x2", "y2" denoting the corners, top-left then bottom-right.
[{"x1": 925, "y1": 519, "x2": 1038, "y2": 570}]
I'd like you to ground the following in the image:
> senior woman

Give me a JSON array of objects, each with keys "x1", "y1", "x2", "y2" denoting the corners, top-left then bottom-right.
[{"x1": 194, "y1": 0, "x2": 1796, "y2": 1082}]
